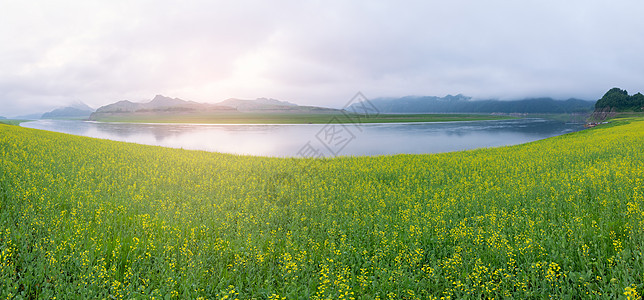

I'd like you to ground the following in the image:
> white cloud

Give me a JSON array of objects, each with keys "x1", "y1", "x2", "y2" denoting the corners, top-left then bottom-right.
[{"x1": 1, "y1": 0, "x2": 644, "y2": 116}]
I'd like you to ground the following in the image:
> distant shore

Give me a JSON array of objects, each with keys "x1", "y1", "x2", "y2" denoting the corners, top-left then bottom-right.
[{"x1": 88, "y1": 112, "x2": 515, "y2": 124}]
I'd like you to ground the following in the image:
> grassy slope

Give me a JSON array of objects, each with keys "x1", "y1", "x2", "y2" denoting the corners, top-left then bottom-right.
[
  {"x1": 91, "y1": 112, "x2": 513, "y2": 124},
  {"x1": 614, "y1": 112, "x2": 644, "y2": 119},
  {"x1": 1, "y1": 119, "x2": 643, "y2": 298},
  {"x1": 0, "y1": 119, "x2": 29, "y2": 126}
]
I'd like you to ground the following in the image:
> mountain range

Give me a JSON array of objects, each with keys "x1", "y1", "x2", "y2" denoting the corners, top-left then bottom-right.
[
  {"x1": 41, "y1": 101, "x2": 94, "y2": 119},
  {"x1": 89, "y1": 95, "x2": 341, "y2": 120},
  {"x1": 9, "y1": 94, "x2": 599, "y2": 121},
  {"x1": 92, "y1": 95, "x2": 234, "y2": 114},
  {"x1": 348, "y1": 95, "x2": 596, "y2": 114}
]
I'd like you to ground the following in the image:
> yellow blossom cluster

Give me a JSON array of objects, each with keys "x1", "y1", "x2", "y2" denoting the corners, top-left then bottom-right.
[{"x1": 0, "y1": 117, "x2": 643, "y2": 298}]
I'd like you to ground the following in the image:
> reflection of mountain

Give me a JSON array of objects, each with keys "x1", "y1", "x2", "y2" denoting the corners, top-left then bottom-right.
[
  {"x1": 377, "y1": 119, "x2": 582, "y2": 137},
  {"x1": 92, "y1": 122, "x2": 292, "y2": 142},
  {"x1": 92, "y1": 122, "x2": 201, "y2": 142}
]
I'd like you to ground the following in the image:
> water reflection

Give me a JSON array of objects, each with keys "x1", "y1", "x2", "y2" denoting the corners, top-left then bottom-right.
[{"x1": 21, "y1": 119, "x2": 585, "y2": 157}]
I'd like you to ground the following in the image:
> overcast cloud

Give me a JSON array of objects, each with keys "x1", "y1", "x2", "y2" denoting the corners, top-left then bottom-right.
[{"x1": 2, "y1": 0, "x2": 644, "y2": 116}]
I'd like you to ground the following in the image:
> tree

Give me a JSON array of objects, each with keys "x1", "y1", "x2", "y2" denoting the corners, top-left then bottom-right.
[
  {"x1": 595, "y1": 87, "x2": 643, "y2": 111},
  {"x1": 632, "y1": 93, "x2": 644, "y2": 111}
]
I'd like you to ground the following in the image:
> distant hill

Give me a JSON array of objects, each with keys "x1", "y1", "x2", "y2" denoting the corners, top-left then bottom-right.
[
  {"x1": 0, "y1": 116, "x2": 5, "y2": 119},
  {"x1": 219, "y1": 98, "x2": 297, "y2": 111},
  {"x1": 218, "y1": 98, "x2": 342, "y2": 113},
  {"x1": 348, "y1": 94, "x2": 595, "y2": 114},
  {"x1": 93, "y1": 95, "x2": 221, "y2": 114},
  {"x1": 90, "y1": 95, "x2": 341, "y2": 121},
  {"x1": 594, "y1": 88, "x2": 644, "y2": 112},
  {"x1": 42, "y1": 102, "x2": 94, "y2": 119},
  {"x1": 12, "y1": 113, "x2": 43, "y2": 120},
  {"x1": 42, "y1": 107, "x2": 93, "y2": 119}
]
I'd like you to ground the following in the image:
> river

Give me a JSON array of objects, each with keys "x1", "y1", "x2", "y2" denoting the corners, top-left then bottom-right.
[{"x1": 21, "y1": 118, "x2": 585, "y2": 157}]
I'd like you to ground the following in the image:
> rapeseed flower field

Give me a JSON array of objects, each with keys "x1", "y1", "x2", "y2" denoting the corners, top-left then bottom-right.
[{"x1": 1, "y1": 118, "x2": 643, "y2": 298}]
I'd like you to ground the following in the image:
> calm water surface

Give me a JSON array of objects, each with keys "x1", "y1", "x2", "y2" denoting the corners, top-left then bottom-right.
[{"x1": 21, "y1": 119, "x2": 585, "y2": 157}]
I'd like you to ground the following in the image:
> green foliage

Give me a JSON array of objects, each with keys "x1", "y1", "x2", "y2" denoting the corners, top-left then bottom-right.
[
  {"x1": 0, "y1": 119, "x2": 28, "y2": 126},
  {"x1": 1, "y1": 119, "x2": 643, "y2": 298},
  {"x1": 633, "y1": 93, "x2": 644, "y2": 110},
  {"x1": 595, "y1": 88, "x2": 644, "y2": 112}
]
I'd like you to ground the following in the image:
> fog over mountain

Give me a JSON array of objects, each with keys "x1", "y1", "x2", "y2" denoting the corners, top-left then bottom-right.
[
  {"x1": 41, "y1": 101, "x2": 94, "y2": 119},
  {"x1": 88, "y1": 94, "x2": 341, "y2": 121},
  {"x1": 350, "y1": 95, "x2": 596, "y2": 114},
  {"x1": 93, "y1": 95, "x2": 299, "y2": 114}
]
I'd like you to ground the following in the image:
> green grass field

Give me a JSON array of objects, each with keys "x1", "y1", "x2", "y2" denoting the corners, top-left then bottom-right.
[
  {"x1": 0, "y1": 119, "x2": 29, "y2": 126},
  {"x1": 90, "y1": 112, "x2": 513, "y2": 124},
  {"x1": 1, "y1": 118, "x2": 643, "y2": 298}
]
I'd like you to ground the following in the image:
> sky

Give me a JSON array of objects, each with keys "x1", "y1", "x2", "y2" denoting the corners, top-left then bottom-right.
[{"x1": 2, "y1": 0, "x2": 644, "y2": 116}]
